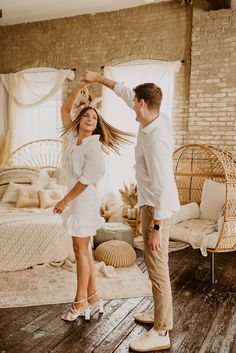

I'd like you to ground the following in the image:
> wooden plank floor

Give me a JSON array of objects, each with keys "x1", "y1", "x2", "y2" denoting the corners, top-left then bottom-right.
[{"x1": 0, "y1": 247, "x2": 235, "y2": 353}]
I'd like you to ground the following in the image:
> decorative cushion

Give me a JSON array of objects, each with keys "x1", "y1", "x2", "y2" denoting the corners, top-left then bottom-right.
[
  {"x1": 2, "y1": 183, "x2": 42, "y2": 203},
  {"x1": 37, "y1": 168, "x2": 53, "y2": 182},
  {"x1": 16, "y1": 189, "x2": 40, "y2": 208},
  {"x1": 51, "y1": 168, "x2": 69, "y2": 186},
  {"x1": 45, "y1": 181, "x2": 68, "y2": 194},
  {"x1": 172, "y1": 202, "x2": 200, "y2": 225},
  {"x1": 38, "y1": 189, "x2": 64, "y2": 208},
  {"x1": 95, "y1": 222, "x2": 134, "y2": 247},
  {"x1": 200, "y1": 180, "x2": 226, "y2": 221},
  {"x1": 31, "y1": 180, "x2": 53, "y2": 189},
  {"x1": 94, "y1": 240, "x2": 136, "y2": 268}
]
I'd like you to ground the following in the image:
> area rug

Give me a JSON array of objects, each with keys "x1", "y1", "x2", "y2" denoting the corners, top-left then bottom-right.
[
  {"x1": 0, "y1": 263, "x2": 152, "y2": 308},
  {"x1": 133, "y1": 236, "x2": 190, "y2": 252}
]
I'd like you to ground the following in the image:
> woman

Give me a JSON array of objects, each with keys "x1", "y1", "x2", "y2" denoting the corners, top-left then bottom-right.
[{"x1": 53, "y1": 81, "x2": 133, "y2": 322}]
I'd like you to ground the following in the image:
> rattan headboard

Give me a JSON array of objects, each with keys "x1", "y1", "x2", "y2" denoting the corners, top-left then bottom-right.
[{"x1": 6, "y1": 139, "x2": 64, "y2": 169}]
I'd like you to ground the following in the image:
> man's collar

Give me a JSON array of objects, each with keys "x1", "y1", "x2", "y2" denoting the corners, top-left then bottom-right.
[{"x1": 142, "y1": 116, "x2": 161, "y2": 135}]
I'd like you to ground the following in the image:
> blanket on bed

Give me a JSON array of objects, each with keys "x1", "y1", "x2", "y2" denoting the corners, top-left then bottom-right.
[{"x1": 0, "y1": 203, "x2": 74, "y2": 271}]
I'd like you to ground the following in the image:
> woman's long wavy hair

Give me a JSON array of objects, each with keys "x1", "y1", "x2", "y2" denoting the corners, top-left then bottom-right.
[{"x1": 61, "y1": 106, "x2": 134, "y2": 154}]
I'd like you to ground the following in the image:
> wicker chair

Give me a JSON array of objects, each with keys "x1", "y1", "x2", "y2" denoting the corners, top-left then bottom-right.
[{"x1": 173, "y1": 144, "x2": 236, "y2": 283}]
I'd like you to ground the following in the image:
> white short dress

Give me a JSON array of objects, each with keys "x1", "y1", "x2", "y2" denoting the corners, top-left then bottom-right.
[{"x1": 61, "y1": 131, "x2": 105, "y2": 237}]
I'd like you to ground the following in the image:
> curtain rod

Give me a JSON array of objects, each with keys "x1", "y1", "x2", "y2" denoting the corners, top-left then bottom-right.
[
  {"x1": 100, "y1": 60, "x2": 185, "y2": 69},
  {"x1": 1, "y1": 68, "x2": 77, "y2": 74}
]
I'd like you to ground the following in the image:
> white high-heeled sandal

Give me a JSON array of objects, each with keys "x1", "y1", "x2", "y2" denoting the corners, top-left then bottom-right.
[
  {"x1": 88, "y1": 292, "x2": 104, "y2": 314},
  {"x1": 62, "y1": 298, "x2": 90, "y2": 321}
]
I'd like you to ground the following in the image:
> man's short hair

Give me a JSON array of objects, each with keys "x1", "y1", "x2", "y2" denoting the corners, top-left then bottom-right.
[{"x1": 133, "y1": 83, "x2": 163, "y2": 112}]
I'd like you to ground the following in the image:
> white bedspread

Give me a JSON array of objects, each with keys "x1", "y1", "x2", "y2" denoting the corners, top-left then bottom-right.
[{"x1": 0, "y1": 202, "x2": 74, "y2": 271}]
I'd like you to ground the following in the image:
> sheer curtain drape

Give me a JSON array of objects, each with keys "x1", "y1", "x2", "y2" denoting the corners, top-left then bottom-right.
[
  {"x1": 0, "y1": 68, "x2": 74, "y2": 165},
  {"x1": 100, "y1": 59, "x2": 181, "y2": 202}
]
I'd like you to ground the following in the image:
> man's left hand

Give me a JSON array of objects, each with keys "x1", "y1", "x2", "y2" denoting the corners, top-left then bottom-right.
[{"x1": 148, "y1": 229, "x2": 162, "y2": 251}]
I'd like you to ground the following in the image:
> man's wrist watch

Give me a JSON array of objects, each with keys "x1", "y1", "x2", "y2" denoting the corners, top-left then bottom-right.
[{"x1": 153, "y1": 223, "x2": 160, "y2": 231}]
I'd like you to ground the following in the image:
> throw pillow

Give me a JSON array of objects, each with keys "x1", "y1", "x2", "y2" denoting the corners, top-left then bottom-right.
[
  {"x1": 46, "y1": 181, "x2": 67, "y2": 194},
  {"x1": 16, "y1": 189, "x2": 40, "y2": 208},
  {"x1": 2, "y1": 183, "x2": 42, "y2": 203},
  {"x1": 39, "y1": 189, "x2": 64, "y2": 208},
  {"x1": 172, "y1": 202, "x2": 200, "y2": 225},
  {"x1": 200, "y1": 179, "x2": 226, "y2": 221},
  {"x1": 51, "y1": 168, "x2": 69, "y2": 186}
]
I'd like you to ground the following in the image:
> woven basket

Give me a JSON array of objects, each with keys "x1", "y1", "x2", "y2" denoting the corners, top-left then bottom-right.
[{"x1": 94, "y1": 240, "x2": 136, "y2": 268}]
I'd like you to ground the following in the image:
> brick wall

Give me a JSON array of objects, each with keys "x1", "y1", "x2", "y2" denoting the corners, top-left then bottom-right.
[
  {"x1": 0, "y1": 2, "x2": 191, "y2": 149},
  {"x1": 0, "y1": 2, "x2": 235, "y2": 154},
  {"x1": 187, "y1": 5, "x2": 236, "y2": 154}
]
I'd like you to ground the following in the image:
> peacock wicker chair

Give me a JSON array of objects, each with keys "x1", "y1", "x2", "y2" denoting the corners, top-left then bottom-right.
[
  {"x1": 173, "y1": 144, "x2": 236, "y2": 283},
  {"x1": 6, "y1": 139, "x2": 64, "y2": 169}
]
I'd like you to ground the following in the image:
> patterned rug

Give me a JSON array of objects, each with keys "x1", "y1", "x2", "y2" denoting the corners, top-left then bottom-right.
[{"x1": 0, "y1": 263, "x2": 152, "y2": 308}]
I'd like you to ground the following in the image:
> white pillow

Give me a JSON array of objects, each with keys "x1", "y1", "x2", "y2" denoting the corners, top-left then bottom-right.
[
  {"x1": 172, "y1": 202, "x2": 200, "y2": 225},
  {"x1": 51, "y1": 168, "x2": 69, "y2": 186},
  {"x1": 46, "y1": 181, "x2": 67, "y2": 194},
  {"x1": 16, "y1": 189, "x2": 40, "y2": 208},
  {"x1": 2, "y1": 183, "x2": 42, "y2": 203},
  {"x1": 217, "y1": 215, "x2": 224, "y2": 234},
  {"x1": 31, "y1": 180, "x2": 50, "y2": 188},
  {"x1": 39, "y1": 189, "x2": 64, "y2": 208},
  {"x1": 200, "y1": 180, "x2": 226, "y2": 221},
  {"x1": 37, "y1": 168, "x2": 53, "y2": 182}
]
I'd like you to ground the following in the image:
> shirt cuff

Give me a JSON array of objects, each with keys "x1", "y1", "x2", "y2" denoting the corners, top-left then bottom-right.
[{"x1": 154, "y1": 208, "x2": 172, "y2": 220}]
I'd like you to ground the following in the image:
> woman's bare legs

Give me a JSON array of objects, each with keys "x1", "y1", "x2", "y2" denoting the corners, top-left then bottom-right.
[
  {"x1": 87, "y1": 245, "x2": 97, "y2": 298},
  {"x1": 72, "y1": 237, "x2": 101, "y2": 310},
  {"x1": 72, "y1": 236, "x2": 91, "y2": 309}
]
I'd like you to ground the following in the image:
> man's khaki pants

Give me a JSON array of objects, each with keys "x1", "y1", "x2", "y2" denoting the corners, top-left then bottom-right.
[{"x1": 141, "y1": 205, "x2": 173, "y2": 331}]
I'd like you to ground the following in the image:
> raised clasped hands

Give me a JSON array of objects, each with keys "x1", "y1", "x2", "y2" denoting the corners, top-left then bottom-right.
[{"x1": 82, "y1": 70, "x2": 100, "y2": 84}]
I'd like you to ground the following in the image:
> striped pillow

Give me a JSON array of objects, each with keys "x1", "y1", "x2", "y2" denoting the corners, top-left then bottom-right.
[
  {"x1": 2, "y1": 183, "x2": 43, "y2": 203},
  {"x1": 0, "y1": 166, "x2": 40, "y2": 187}
]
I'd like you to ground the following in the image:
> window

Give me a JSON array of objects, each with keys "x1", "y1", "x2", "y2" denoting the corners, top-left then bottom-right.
[
  {"x1": 11, "y1": 71, "x2": 63, "y2": 151},
  {"x1": 100, "y1": 60, "x2": 181, "y2": 200}
]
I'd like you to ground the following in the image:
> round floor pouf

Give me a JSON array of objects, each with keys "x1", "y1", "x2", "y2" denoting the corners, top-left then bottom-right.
[
  {"x1": 94, "y1": 222, "x2": 134, "y2": 247},
  {"x1": 94, "y1": 240, "x2": 136, "y2": 268}
]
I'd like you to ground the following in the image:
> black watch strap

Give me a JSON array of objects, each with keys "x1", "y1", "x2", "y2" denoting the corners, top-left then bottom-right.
[{"x1": 153, "y1": 223, "x2": 160, "y2": 231}]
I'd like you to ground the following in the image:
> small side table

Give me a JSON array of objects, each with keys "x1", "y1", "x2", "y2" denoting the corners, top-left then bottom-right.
[{"x1": 123, "y1": 209, "x2": 141, "y2": 237}]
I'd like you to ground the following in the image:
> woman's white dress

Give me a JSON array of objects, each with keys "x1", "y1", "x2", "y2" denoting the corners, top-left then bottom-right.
[{"x1": 62, "y1": 131, "x2": 105, "y2": 237}]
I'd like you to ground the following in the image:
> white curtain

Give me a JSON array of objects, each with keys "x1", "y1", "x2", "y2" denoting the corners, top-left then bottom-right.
[
  {"x1": 0, "y1": 80, "x2": 8, "y2": 161},
  {"x1": 0, "y1": 68, "x2": 74, "y2": 165},
  {"x1": 100, "y1": 59, "x2": 181, "y2": 202}
]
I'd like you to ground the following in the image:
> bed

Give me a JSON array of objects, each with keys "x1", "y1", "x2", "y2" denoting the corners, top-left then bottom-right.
[{"x1": 0, "y1": 139, "x2": 75, "y2": 272}]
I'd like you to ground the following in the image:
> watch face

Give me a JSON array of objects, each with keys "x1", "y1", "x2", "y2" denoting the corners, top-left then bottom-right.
[{"x1": 153, "y1": 223, "x2": 160, "y2": 231}]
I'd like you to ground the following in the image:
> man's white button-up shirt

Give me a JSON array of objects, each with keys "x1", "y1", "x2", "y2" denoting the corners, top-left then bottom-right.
[{"x1": 114, "y1": 82, "x2": 180, "y2": 220}]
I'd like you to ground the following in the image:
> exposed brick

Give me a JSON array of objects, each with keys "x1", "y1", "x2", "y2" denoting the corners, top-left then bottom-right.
[{"x1": 0, "y1": 2, "x2": 235, "y2": 155}]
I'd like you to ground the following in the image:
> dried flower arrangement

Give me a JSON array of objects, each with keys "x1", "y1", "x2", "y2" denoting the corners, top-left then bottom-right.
[
  {"x1": 119, "y1": 182, "x2": 137, "y2": 208},
  {"x1": 100, "y1": 202, "x2": 113, "y2": 222}
]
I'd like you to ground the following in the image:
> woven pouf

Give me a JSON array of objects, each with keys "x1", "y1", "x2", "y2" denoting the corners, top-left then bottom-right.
[
  {"x1": 94, "y1": 240, "x2": 136, "y2": 268},
  {"x1": 94, "y1": 222, "x2": 133, "y2": 247}
]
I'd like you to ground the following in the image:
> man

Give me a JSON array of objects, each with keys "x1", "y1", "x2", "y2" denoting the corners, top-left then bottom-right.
[{"x1": 82, "y1": 70, "x2": 180, "y2": 352}]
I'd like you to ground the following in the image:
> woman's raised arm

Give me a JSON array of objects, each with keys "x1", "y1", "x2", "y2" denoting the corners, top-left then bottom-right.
[{"x1": 60, "y1": 81, "x2": 87, "y2": 128}]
